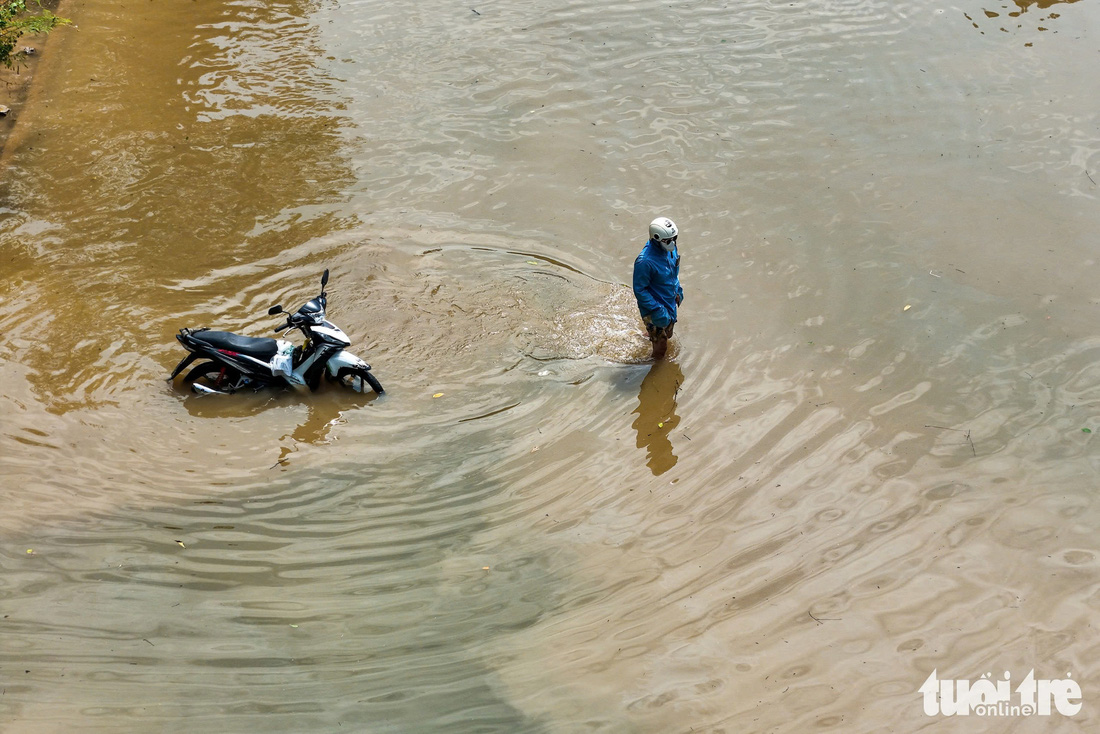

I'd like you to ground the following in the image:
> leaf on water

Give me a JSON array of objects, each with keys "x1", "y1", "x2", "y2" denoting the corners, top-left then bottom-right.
[
  {"x1": 658, "y1": 422, "x2": 664, "y2": 428},
  {"x1": 433, "y1": 393, "x2": 444, "y2": 398},
  {"x1": 175, "y1": 540, "x2": 186, "y2": 548},
  {"x1": 1084, "y1": 428, "x2": 1092, "y2": 434},
  {"x1": 903, "y1": 304, "x2": 912, "y2": 311},
  {"x1": 526, "y1": 260, "x2": 538, "y2": 265}
]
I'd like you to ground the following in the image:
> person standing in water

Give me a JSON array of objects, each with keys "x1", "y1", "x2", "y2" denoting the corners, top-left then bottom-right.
[{"x1": 633, "y1": 216, "x2": 683, "y2": 360}]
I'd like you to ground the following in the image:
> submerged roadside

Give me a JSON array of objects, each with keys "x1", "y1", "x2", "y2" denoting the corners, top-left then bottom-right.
[{"x1": 0, "y1": 0, "x2": 70, "y2": 159}]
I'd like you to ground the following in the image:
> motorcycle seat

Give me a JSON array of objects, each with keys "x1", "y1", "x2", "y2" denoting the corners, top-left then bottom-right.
[{"x1": 191, "y1": 330, "x2": 279, "y2": 361}]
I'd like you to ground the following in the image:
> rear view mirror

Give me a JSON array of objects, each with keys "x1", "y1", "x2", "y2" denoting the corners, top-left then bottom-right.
[
  {"x1": 321, "y1": 269, "x2": 330, "y2": 288},
  {"x1": 268, "y1": 305, "x2": 283, "y2": 315}
]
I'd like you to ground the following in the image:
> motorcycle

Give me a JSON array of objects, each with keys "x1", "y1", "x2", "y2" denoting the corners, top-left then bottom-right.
[{"x1": 168, "y1": 269, "x2": 383, "y2": 395}]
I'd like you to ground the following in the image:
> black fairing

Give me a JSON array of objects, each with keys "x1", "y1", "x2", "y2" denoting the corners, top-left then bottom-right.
[{"x1": 298, "y1": 299, "x2": 324, "y2": 323}]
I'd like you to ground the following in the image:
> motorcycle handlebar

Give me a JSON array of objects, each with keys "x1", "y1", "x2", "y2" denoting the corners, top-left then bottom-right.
[{"x1": 274, "y1": 321, "x2": 291, "y2": 333}]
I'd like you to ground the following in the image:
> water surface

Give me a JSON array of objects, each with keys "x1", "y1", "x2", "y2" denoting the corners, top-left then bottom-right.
[{"x1": 1, "y1": 0, "x2": 1098, "y2": 731}]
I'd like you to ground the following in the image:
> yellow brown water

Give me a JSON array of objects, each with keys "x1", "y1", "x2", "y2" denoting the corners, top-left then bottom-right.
[{"x1": 1, "y1": 0, "x2": 1098, "y2": 731}]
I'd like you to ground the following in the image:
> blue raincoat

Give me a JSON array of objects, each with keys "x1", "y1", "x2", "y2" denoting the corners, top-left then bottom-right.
[{"x1": 632, "y1": 239, "x2": 683, "y2": 328}]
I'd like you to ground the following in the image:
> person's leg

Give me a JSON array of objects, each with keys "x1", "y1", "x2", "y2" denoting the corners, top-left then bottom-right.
[
  {"x1": 652, "y1": 321, "x2": 675, "y2": 359},
  {"x1": 652, "y1": 334, "x2": 668, "y2": 360},
  {"x1": 644, "y1": 318, "x2": 674, "y2": 359}
]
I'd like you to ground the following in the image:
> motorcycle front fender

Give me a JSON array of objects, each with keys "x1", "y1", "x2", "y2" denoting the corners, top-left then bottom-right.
[{"x1": 325, "y1": 349, "x2": 371, "y2": 377}]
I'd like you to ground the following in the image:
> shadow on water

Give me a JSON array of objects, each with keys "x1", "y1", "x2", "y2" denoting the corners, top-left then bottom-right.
[
  {"x1": 631, "y1": 360, "x2": 684, "y2": 477},
  {"x1": 1009, "y1": 0, "x2": 1083, "y2": 10},
  {"x1": 176, "y1": 381, "x2": 381, "y2": 419},
  {"x1": 171, "y1": 378, "x2": 384, "y2": 468},
  {"x1": 962, "y1": 0, "x2": 1087, "y2": 37},
  {"x1": 274, "y1": 389, "x2": 382, "y2": 466}
]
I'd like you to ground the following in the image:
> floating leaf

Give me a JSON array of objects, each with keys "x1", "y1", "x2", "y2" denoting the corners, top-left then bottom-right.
[
  {"x1": 1083, "y1": 428, "x2": 1092, "y2": 434},
  {"x1": 433, "y1": 393, "x2": 444, "y2": 398},
  {"x1": 903, "y1": 304, "x2": 912, "y2": 311},
  {"x1": 526, "y1": 260, "x2": 538, "y2": 265},
  {"x1": 175, "y1": 540, "x2": 186, "y2": 548},
  {"x1": 26, "y1": 549, "x2": 33, "y2": 554},
  {"x1": 658, "y1": 422, "x2": 664, "y2": 428},
  {"x1": 289, "y1": 624, "x2": 298, "y2": 628}
]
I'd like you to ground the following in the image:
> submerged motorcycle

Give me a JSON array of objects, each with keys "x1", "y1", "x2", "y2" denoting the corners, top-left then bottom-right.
[{"x1": 168, "y1": 269, "x2": 383, "y2": 395}]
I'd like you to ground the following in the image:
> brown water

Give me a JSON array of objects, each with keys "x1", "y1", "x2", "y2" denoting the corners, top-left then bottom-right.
[{"x1": 1, "y1": 0, "x2": 1098, "y2": 731}]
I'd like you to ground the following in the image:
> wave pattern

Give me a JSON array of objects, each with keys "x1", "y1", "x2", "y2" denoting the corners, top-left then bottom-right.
[{"x1": 1, "y1": 0, "x2": 1098, "y2": 732}]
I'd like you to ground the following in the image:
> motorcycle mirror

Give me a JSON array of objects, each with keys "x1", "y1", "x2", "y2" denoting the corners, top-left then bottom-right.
[
  {"x1": 321, "y1": 269, "x2": 329, "y2": 288},
  {"x1": 268, "y1": 305, "x2": 283, "y2": 315}
]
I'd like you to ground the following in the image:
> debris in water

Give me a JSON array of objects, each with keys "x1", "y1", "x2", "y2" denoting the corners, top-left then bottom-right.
[
  {"x1": 903, "y1": 304, "x2": 912, "y2": 311},
  {"x1": 175, "y1": 540, "x2": 186, "y2": 548},
  {"x1": 433, "y1": 392, "x2": 444, "y2": 398},
  {"x1": 1084, "y1": 428, "x2": 1092, "y2": 434}
]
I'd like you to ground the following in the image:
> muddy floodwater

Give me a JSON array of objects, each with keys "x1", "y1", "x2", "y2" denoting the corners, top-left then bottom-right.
[{"x1": 1, "y1": 0, "x2": 1098, "y2": 731}]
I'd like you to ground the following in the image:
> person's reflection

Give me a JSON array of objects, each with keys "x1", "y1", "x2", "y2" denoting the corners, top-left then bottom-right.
[{"x1": 631, "y1": 360, "x2": 684, "y2": 476}]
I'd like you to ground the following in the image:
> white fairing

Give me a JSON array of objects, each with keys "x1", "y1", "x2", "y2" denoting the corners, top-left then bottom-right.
[
  {"x1": 325, "y1": 349, "x2": 368, "y2": 377},
  {"x1": 313, "y1": 323, "x2": 351, "y2": 346}
]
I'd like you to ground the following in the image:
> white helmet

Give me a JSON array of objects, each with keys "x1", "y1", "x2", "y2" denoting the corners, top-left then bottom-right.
[{"x1": 649, "y1": 217, "x2": 678, "y2": 251}]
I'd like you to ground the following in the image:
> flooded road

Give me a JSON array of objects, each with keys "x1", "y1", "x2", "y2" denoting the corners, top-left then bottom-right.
[{"x1": 1, "y1": 0, "x2": 1098, "y2": 731}]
